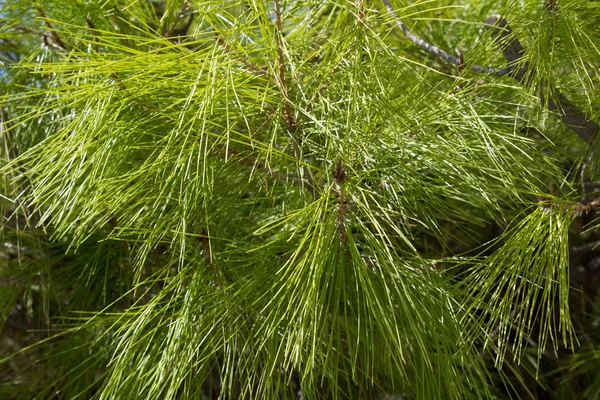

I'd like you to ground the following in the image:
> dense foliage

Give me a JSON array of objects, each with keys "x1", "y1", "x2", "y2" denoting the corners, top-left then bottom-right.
[{"x1": 1, "y1": 1, "x2": 600, "y2": 398}]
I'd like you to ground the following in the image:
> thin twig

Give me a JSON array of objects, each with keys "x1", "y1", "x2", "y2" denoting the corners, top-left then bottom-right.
[
  {"x1": 35, "y1": 7, "x2": 68, "y2": 51},
  {"x1": 355, "y1": 0, "x2": 366, "y2": 24},
  {"x1": 273, "y1": 0, "x2": 318, "y2": 199},
  {"x1": 85, "y1": 18, "x2": 100, "y2": 44},
  {"x1": 197, "y1": 227, "x2": 213, "y2": 264},
  {"x1": 197, "y1": 226, "x2": 228, "y2": 290},
  {"x1": 213, "y1": 31, "x2": 269, "y2": 77},
  {"x1": 382, "y1": 0, "x2": 511, "y2": 76}
]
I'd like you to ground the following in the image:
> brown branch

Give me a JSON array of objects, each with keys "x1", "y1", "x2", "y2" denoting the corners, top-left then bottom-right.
[
  {"x1": 355, "y1": 0, "x2": 366, "y2": 25},
  {"x1": 541, "y1": 196, "x2": 600, "y2": 216},
  {"x1": 85, "y1": 18, "x2": 100, "y2": 44},
  {"x1": 572, "y1": 240, "x2": 600, "y2": 256},
  {"x1": 273, "y1": 0, "x2": 296, "y2": 135},
  {"x1": 197, "y1": 227, "x2": 213, "y2": 264},
  {"x1": 110, "y1": 73, "x2": 162, "y2": 115},
  {"x1": 382, "y1": 0, "x2": 512, "y2": 76},
  {"x1": 213, "y1": 31, "x2": 269, "y2": 77},
  {"x1": 35, "y1": 7, "x2": 68, "y2": 51},
  {"x1": 273, "y1": 0, "x2": 318, "y2": 199},
  {"x1": 85, "y1": 18, "x2": 97, "y2": 32},
  {"x1": 165, "y1": 2, "x2": 191, "y2": 38},
  {"x1": 333, "y1": 160, "x2": 348, "y2": 245},
  {"x1": 573, "y1": 197, "x2": 600, "y2": 216},
  {"x1": 486, "y1": 15, "x2": 598, "y2": 143}
]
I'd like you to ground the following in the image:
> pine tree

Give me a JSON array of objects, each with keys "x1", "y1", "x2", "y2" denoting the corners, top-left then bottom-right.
[{"x1": 1, "y1": 1, "x2": 600, "y2": 398}]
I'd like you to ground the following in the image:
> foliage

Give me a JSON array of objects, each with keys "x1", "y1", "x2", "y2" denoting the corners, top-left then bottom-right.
[{"x1": 1, "y1": 0, "x2": 600, "y2": 398}]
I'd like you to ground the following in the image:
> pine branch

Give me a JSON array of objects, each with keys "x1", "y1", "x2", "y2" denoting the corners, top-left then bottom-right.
[
  {"x1": 383, "y1": 0, "x2": 598, "y2": 143},
  {"x1": 110, "y1": 64, "x2": 316, "y2": 197},
  {"x1": 273, "y1": 0, "x2": 318, "y2": 199},
  {"x1": 382, "y1": 0, "x2": 511, "y2": 76},
  {"x1": 544, "y1": 91, "x2": 598, "y2": 143},
  {"x1": 571, "y1": 240, "x2": 600, "y2": 256},
  {"x1": 5, "y1": 2, "x2": 600, "y2": 397},
  {"x1": 486, "y1": 15, "x2": 598, "y2": 143}
]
